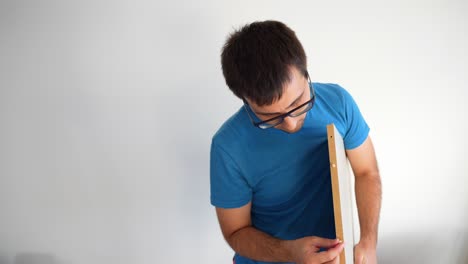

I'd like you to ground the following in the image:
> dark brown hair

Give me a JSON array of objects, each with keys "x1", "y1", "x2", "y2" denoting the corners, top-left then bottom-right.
[{"x1": 221, "y1": 20, "x2": 308, "y2": 106}]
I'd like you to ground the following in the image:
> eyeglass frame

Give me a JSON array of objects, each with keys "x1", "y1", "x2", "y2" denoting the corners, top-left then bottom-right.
[{"x1": 242, "y1": 74, "x2": 316, "y2": 129}]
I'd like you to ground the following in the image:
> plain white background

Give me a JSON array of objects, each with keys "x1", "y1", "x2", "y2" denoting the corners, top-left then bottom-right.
[{"x1": 1, "y1": 0, "x2": 467, "y2": 263}]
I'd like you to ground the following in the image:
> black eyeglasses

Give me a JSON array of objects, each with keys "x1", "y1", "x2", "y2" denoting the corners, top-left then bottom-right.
[{"x1": 243, "y1": 79, "x2": 316, "y2": 129}]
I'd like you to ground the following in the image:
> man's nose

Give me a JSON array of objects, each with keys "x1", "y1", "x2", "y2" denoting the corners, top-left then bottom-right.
[{"x1": 282, "y1": 116, "x2": 298, "y2": 130}]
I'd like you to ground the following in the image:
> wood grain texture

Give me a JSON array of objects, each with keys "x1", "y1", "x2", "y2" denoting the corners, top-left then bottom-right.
[{"x1": 327, "y1": 124, "x2": 356, "y2": 264}]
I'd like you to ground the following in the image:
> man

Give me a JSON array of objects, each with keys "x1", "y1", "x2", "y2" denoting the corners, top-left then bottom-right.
[{"x1": 210, "y1": 20, "x2": 381, "y2": 264}]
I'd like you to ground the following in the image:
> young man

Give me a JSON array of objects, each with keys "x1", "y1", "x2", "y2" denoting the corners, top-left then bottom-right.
[{"x1": 210, "y1": 20, "x2": 381, "y2": 264}]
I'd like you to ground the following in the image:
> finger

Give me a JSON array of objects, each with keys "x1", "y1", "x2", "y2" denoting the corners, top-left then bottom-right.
[
  {"x1": 334, "y1": 253, "x2": 340, "y2": 264},
  {"x1": 311, "y1": 237, "x2": 342, "y2": 248},
  {"x1": 317, "y1": 242, "x2": 344, "y2": 263},
  {"x1": 324, "y1": 253, "x2": 340, "y2": 264}
]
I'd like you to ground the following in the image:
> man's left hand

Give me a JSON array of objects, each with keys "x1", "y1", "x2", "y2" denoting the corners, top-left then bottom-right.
[{"x1": 354, "y1": 240, "x2": 377, "y2": 264}]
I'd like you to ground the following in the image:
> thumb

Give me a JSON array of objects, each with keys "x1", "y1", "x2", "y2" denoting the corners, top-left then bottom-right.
[
  {"x1": 310, "y1": 237, "x2": 341, "y2": 248},
  {"x1": 317, "y1": 241, "x2": 345, "y2": 263}
]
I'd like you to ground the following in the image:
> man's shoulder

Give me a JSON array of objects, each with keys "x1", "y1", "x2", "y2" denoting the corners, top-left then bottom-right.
[
  {"x1": 211, "y1": 107, "x2": 248, "y2": 148},
  {"x1": 313, "y1": 82, "x2": 356, "y2": 109},
  {"x1": 314, "y1": 82, "x2": 348, "y2": 98}
]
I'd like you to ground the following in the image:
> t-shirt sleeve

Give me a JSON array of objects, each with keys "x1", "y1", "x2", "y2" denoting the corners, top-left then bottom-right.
[
  {"x1": 340, "y1": 86, "x2": 370, "y2": 150},
  {"x1": 210, "y1": 140, "x2": 252, "y2": 208}
]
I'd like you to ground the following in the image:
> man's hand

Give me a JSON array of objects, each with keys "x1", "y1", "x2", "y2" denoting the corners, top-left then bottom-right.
[
  {"x1": 354, "y1": 240, "x2": 377, "y2": 264},
  {"x1": 284, "y1": 236, "x2": 344, "y2": 264}
]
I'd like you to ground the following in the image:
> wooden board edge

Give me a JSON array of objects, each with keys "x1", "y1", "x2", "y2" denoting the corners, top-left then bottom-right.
[{"x1": 327, "y1": 124, "x2": 346, "y2": 264}]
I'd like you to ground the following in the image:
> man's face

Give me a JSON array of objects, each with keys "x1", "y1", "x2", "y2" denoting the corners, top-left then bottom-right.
[{"x1": 245, "y1": 67, "x2": 311, "y2": 134}]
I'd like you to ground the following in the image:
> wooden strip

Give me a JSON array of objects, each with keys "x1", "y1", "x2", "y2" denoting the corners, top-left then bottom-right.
[{"x1": 327, "y1": 124, "x2": 346, "y2": 264}]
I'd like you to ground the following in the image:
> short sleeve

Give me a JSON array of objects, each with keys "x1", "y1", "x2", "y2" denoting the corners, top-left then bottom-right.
[
  {"x1": 341, "y1": 87, "x2": 370, "y2": 150},
  {"x1": 210, "y1": 140, "x2": 252, "y2": 208}
]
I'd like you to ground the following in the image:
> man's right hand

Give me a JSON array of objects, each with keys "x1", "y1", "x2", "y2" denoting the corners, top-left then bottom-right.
[
  {"x1": 283, "y1": 236, "x2": 344, "y2": 264},
  {"x1": 216, "y1": 204, "x2": 344, "y2": 263}
]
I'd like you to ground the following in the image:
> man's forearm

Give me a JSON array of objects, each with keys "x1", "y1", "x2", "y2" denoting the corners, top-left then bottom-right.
[
  {"x1": 227, "y1": 226, "x2": 293, "y2": 262},
  {"x1": 355, "y1": 172, "x2": 382, "y2": 246}
]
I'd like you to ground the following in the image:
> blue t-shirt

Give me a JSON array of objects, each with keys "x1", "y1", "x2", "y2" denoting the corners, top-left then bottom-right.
[{"x1": 210, "y1": 82, "x2": 369, "y2": 264}]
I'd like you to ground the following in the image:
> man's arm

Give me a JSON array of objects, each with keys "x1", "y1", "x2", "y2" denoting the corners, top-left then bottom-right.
[
  {"x1": 346, "y1": 135, "x2": 382, "y2": 264},
  {"x1": 215, "y1": 201, "x2": 344, "y2": 264}
]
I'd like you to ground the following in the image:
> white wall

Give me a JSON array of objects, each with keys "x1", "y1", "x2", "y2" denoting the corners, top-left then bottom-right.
[{"x1": 1, "y1": 0, "x2": 467, "y2": 263}]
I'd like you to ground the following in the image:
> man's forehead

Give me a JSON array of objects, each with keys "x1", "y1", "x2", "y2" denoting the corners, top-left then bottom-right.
[{"x1": 248, "y1": 77, "x2": 306, "y2": 114}]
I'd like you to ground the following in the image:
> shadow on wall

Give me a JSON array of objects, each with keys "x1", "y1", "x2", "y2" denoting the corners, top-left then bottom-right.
[
  {"x1": 14, "y1": 253, "x2": 58, "y2": 264},
  {"x1": 377, "y1": 231, "x2": 468, "y2": 264},
  {"x1": 455, "y1": 233, "x2": 468, "y2": 264},
  {"x1": 0, "y1": 256, "x2": 9, "y2": 264}
]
